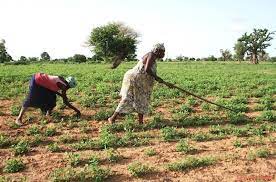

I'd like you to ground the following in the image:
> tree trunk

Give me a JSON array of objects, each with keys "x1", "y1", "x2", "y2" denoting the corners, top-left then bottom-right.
[{"x1": 252, "y1": 53, "x2": 258, "y2": 64}]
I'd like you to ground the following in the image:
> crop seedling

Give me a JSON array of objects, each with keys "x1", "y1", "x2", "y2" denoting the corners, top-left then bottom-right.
[
  {"x1": 144, "y1": 148, "x2": 157, "y2": 156},
  {"x1": 66, "y1": 152, "x2": 81, "y2": 166},
  {"x1": 88, "y1": 155, "x2": 100, "y2": 166},
  {"x1": 27, "y1": 125, "x2": 41, "y2": 135},
  {"x1": 176, "y1": 139, "x2": 197, "y2": 154},
  {"x1": 106, "y1": 148, "x2": 122, "y2": 163},
  {"x1": 45, "y1": 126, "x2": 57, "y2": 137},
  {"x1": 47, "y1": 142, "x2": 61, "y2": 152},
  {"x1": 10, "y1": 105, "x2": 21, "y2": 116},
  {"x1": 3, "y1": 158, "x2": 25, "y2": 173},
  {"x1": 12, "y1": 140, "x2": 30, "y2": 156},
  {"x1": 128, "y1": 162, "x2": 153, "y2": 177},
  {"x1": 0, "y1": 134, "x2": 12, "y2": 148}
]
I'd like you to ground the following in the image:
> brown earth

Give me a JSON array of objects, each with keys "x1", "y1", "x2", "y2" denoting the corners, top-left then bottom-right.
[{"x1": 0, "y1": 99, "x2": 275, "y2": 182}]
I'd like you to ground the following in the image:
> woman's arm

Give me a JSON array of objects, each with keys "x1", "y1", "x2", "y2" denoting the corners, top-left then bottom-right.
[
  {"x1": 144, "y1": 53, "x2": 164, "y2": 83},
  {"x1": 61, "y1": 90, "x2": 81, "y2": 116},
  {"x1": 57, "y1": 82, "x2": 81, "y2": 116}
]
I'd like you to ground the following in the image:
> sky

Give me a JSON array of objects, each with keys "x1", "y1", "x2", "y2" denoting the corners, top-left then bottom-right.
[{"x1": 0, "y1": 0, "x2": 276, "y2": 60}]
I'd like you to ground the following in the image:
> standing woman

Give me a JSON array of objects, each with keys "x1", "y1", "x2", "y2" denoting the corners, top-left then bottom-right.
[
  {"x1": 15, "y1": 73, "x2": 81, "y2": 125},
  {"x1": 108, "y1": 43, "x2": 165, "y2": 124}
]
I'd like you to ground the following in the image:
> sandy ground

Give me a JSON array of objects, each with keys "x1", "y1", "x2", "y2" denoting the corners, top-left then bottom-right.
[{"x1": 0, "y1": 99, "x2": 275, "y2": 182}]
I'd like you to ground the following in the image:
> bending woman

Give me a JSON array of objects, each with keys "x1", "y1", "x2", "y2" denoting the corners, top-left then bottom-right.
[
  {"x1": 15, "y1": 73, "x2": 81, "y2": 125},
  {"x1": 108, "y1": 43, "x2": 165, "y2": 124}
]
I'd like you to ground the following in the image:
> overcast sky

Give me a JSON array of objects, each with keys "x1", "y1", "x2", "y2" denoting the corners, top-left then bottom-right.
[{"x1": 0, "y1": 0, "x2": 275, "y2": 60}]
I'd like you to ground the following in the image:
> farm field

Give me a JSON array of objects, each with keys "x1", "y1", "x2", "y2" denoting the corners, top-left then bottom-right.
[{"x1": 0, "y1": 61, "x2": 275, "y2": 182}]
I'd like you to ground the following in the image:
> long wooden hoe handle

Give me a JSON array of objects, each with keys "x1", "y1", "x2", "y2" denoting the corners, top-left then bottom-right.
[{"x1": 160, "y1": 80, "x2": 237, "y2": 112}]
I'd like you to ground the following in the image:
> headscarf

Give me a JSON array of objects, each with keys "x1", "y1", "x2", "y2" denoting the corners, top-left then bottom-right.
[
  {"x1": 152, "y1": 43, "x2": 165, "y2": 53},
  {"x1": 65, "y1": 76, "x2": 77, "y2": 88}
]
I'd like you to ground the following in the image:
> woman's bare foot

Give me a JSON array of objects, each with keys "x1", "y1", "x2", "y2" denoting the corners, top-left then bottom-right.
[
  {"x1": 108, "y1": 117, "x2": 114, "y2": 124},
  {"x1": 15, "y1": 118, "x2": 23, "y2": 126}
]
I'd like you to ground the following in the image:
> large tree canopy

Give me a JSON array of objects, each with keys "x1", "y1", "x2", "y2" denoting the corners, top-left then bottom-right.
[
  {"x1": 237, "y1": 28, "x2": 274, "y2": 64},
  {"x1": 40, "y1": 52, "x2": 51, "y2": 61},
  {"x1": 0, "y1": 39, "x2": 13, "y2": 63},
  {"x1": 88, "y1": 22, "x2": 139, "y2": 68}
]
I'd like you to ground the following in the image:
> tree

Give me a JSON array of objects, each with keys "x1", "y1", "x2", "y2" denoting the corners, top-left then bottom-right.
[
  {"x1": 233, "y1": 41, "x2": 247, "y2": 62},
  {"x1": 19, "y1": 56, "x2": 27, "y2": 62},
  {"x1": 238, "y1": 28, "x2": 274, "y2": 64},
  {"x1": 41, "y1": 52, "x2": 50, "y2": 61},
  {"x1": 72, "y1": 54, "x2": 87, "y2": 63},
  {"x1": 0, "y1": 39, "x2": 13, "y2": 63},
  {"x1": 28, "y1": 57, "x2": 39, "y2": 62},
  {"x1": 88, "y1": 22, "x2": 139, "y2": 68},
  {"x1": 206, "y1": 55, "x2": 217, "y2": 61},
  {"x1": 220, "y1": 49, "x2": 232, "y2": 61}
]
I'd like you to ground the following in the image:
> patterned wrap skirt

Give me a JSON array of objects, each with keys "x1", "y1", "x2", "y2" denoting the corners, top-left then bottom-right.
[{"x1": 115, "y1": 61, "x2": 156, "y2": 115}]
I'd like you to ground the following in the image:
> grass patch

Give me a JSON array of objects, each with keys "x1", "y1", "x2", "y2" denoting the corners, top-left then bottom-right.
[
  {"x1": 167, "y1": 156, "x2": 216, "y2": 171},
  {"x1": 49, "y1": 165, "x2": 110, "y2": 182}
]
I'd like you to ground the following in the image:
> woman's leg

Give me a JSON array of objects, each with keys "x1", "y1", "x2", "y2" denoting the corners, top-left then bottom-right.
[
  {"x1": 138, "y1": 113, "x2": 143, "y2": 124},
  {"x1": 108, "y1": 112, "x2": 119, "y2": 124},
  {"x1": 15, "y1": 107, "x2": 28, "y2": 125}
]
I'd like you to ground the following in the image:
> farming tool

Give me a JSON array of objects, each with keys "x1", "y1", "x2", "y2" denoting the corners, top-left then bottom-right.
[{"x1": 158, "y1": 79, "x2": 238, "y2": 112}]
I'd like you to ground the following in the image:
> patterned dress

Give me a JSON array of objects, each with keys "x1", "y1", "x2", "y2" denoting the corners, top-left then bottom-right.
[{"x1": 115, "y1": 60, "x2": 157, "y2": 114}]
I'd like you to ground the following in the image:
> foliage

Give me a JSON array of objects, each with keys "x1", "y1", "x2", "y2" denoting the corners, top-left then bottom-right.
[
  {"x1": 144, "y1": 148, "x2": 157, "y2": 156},
  {"x1": 49, "y1": 165, "x2": 110, "y2": 182},
  {"x1": 0, "y1": 39, "x2": 13, "y2": 63},
  {"x1": 238, "y1": 28, "x2": 274, "y2": 64},
  {"x1": 12, "y1": 140, "x2": 30, "y2": 156},
  {"x1": 220, "y1": 49, "x2": 232, "y2": 61},
  {"x1": 3, "y1": 158, "x2": 25, "y2": 173},
  {"x1": 40, "y1": 52, "x2": 50, "y2": 61},
  {"x1": 128, "y1": 162, "x2": 153, "y2": 177},
  {"x1": 167, "y1": 156, "x2": 216, "y2": 171},
  {"x1": 233, "y1": 41, "x2": 247, "y2": 61},
  {"x1": 88, "y1": 22, "x2": 139, "y2": 68}
]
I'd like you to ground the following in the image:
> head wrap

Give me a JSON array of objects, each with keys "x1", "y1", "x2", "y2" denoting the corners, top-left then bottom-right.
[
  {"x1": 65, "y1": 76, "x2": 77, "y2": 88},
  {"x1": 152, "y1": 43, "x2": 165, "y2": 53}
]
